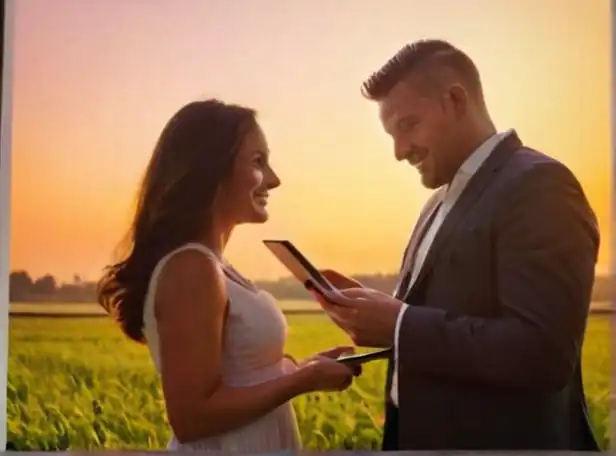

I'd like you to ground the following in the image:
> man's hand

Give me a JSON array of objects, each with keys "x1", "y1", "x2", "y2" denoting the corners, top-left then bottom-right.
[
  {"x1": 320, "y1": 269, "x2": 364, "y2": 290},
  {"x1": 309, "y1": 286, "x2": 403, "y2": 348}
]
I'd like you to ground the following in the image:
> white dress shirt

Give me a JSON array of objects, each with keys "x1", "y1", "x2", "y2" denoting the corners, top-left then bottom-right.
[{"x1": 390, "y1": 129, "x2": 513, "y2": 407}]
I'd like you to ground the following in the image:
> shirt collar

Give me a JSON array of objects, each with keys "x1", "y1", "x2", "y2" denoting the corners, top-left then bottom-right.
[{"x1": 458, "y1": 128, "x2": 514, "y2": 178}]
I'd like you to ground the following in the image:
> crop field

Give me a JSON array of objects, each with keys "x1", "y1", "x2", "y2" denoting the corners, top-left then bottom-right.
[
  {"x1": 9, "y1": 300, "x2": 321, "y2": 317},
  {"x1": 6, "y1": 307, "x2": 612, "y2": 451}
]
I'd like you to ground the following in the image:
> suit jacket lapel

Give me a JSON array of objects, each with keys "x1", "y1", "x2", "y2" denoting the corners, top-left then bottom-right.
[
  {"x1": 394, "y1": 190, "x2": 444, "y2": 299},
  {"x1": 403, "y1": 132, "x2": 523, "y2": 301}
]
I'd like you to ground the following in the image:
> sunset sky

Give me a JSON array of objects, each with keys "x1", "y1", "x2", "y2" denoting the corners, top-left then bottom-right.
[{"x1": 8, "y1": 0, "x2": 611, "y2": 283}]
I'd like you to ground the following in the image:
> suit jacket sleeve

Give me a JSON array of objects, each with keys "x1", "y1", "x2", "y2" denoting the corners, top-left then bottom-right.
[{"x1": 397, "y1": 162, "x2": 599, "y2": 390}]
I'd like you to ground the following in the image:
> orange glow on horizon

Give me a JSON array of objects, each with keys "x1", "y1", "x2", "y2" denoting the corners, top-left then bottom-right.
[{"x1": 8, "y1": 0, "x2": 611, "y2": 283}]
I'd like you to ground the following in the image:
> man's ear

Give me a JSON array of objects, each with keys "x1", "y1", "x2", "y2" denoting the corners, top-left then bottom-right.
[{"x1": 443, "y1": 83, "x2": 468, "y2": 119}]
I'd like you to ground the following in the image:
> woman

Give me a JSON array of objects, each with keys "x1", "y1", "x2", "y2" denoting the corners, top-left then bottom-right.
[{"x1": 97, "y1": 100, "x2": 359, "y2": 451}]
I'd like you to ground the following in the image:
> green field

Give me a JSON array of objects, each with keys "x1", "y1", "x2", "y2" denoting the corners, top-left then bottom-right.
[
  {"x1": 7, "y1": 310, "x2": 611, "y2": 451},
  {"x1": 9, "y1": 300, "x2": 321, "y2": 316},
  {"x1": 11, "y1": 300, "x2": 613, "y2": 315}
]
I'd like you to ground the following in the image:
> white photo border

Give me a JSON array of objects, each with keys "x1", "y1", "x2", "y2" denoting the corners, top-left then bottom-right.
[{"x1": 0, "y1": 0, "x2": 15, "y2": 450}]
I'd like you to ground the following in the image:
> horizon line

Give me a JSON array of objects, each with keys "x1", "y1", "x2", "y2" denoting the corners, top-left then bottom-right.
[{"x1": 8, "y1": 268, "x2": 614, "y2": 285}]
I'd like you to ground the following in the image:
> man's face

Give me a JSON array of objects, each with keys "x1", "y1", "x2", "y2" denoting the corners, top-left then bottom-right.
[{"x1": 378, "y1": 76, "x2": 463, "y2": 189}]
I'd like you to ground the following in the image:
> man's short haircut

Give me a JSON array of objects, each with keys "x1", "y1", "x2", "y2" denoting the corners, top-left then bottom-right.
[{"x1": 361, "y1": 39, "x2": 484, "y2": 102}]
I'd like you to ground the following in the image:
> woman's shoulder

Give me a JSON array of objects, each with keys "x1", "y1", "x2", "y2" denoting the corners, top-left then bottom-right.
[
  {"x1": 153, "y1": 244, "x2": 228, "y2": 319},
  {"x1": 166, "y1": 242, "x2": 222, "y2": 264},
  {"x1": 148, "y1": 243, "x2": 221, "y2": 289},
  {"x1": 158, "y1": 244, "x2": 223, "y2": 287}
]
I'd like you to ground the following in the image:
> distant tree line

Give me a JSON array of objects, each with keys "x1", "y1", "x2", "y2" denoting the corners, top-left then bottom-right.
[
  {"x1": 8, "y1": 270, "x2": 403, "y2": 303},
  {"x1": 8, "y1": 269, "x2": 614, "y2": 304},
  {"x1": 9, "y1": 271, "x2": 96, "y2": 302}
]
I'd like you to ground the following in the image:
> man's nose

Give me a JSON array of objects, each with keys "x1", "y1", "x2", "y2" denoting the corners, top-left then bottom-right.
[{"x1": 394, "y1": 141, "x2": 407, "y2": 161}]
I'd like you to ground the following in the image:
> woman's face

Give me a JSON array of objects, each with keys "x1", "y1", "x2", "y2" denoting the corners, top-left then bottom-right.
[{"x1": 216, "y1": 123, "x2": 281, "y2": 225}]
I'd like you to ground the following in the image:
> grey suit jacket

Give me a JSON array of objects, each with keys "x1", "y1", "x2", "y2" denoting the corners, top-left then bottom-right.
[{"x1": 382, "y1": 131, "x2": 600, "y2": 451}]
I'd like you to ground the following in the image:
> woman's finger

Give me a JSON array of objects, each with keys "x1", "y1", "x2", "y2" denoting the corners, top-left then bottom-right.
[{"x1": 321, "y1": 346, "x2": 354, "y2": 358}]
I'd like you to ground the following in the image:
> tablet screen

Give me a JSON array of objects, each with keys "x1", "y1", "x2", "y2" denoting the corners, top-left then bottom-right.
[{"x1": 263, "y1": 240, "x2": 335, "y2": 292}]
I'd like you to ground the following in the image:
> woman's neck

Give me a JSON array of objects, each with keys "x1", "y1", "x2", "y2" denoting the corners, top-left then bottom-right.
[{"x1": 200, "y1": 221, "x2": 234, "y2": 260}]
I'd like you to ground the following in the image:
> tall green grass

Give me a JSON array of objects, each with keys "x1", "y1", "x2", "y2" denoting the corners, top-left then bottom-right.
[{"x1": 7, "y1": 313, "x2": 611, "y2": 450}]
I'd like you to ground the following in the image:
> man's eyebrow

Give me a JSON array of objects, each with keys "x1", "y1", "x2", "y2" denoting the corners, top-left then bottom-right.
[
  {"x1": 397, "y1": 114, "x2": 419, "y2": 128},
  {"x1": 384, "y1": 114, "x2": 415, "y2": 135}
]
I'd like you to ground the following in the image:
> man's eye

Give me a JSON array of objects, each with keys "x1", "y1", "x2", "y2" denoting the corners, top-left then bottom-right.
[{"x1": 399, "y1": 119, "x2": 417, "y2": 132}]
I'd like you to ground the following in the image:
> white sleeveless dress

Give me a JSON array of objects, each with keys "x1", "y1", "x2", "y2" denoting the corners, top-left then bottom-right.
[{"x1": 142, "y1": 242, "x2": 302, "y2": 452}]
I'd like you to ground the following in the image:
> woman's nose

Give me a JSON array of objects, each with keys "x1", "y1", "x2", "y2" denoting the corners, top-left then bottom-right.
[{"x1": 267, "y1": 170, "x2": 281, "y2": 189}]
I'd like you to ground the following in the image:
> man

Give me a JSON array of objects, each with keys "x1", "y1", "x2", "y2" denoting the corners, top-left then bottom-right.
[{"x1": 311, "y1": 39, "x2": 601, "y2": 451}]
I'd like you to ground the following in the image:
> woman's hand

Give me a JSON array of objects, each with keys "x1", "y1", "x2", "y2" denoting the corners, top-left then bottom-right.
[
  {"x1": 299, "y1": 345, "x2": 352, "y2": 365},
  {"x1": 283, "y1": 353, "x2": 299, "y2": 367},
  {"x1": 299, "y1": 346, "x2": 362, "y2": 376},
  {"x1": 294, "y1": 355, "x2": 358, "y2": 393}
]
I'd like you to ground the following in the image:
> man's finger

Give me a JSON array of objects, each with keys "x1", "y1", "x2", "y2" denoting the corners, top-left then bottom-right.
[
  {"x1": 305, "y1": 280, "x2": 351, "y2": 306},
  {"x1": 321, "y1": 300, "x2": 358, "y2": 319},
  {"x1": 307, "y1": 283, "x2": 352, "y2": 307},
  {"x1": 339, "y1": 287, "x2": 385, "y2": 299},
  {"x1": 324, "y1": 309, "x2": 353, "y2": 328},
  {"x1": 339, "y1": 287, "x2": 371, "y2": 299},
  {"x1": 320, "y1": 289, "x2": 359, "y2": 308},
  {"x1": 323, "y1": 307, "x2": 356, "y2": 331},
  {"x1": 320, "y1": 268, "x2": 339, "y2": 277},
  {"x1": 307, "y1": 290, "x2": 329, "y2": 307},
  {"x1": 315, "y1": 292, "x2": 356, "y2": 314}
]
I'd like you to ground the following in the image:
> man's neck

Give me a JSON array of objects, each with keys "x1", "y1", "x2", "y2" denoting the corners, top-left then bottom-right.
[
  {"x1": 460, "y1": 125, "x2": 497, "y2": 162},
  {"x1": 444, "y1": 126, "x2": 498, "y2": 188}
]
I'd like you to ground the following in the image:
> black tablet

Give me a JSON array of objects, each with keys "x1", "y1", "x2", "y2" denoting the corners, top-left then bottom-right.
[
  {"x1": 262, "y1": 240, "x2": 335, "y2": 292},
  {"x1": 336, "y1": 348, "x2": 392, "y2": 365}
]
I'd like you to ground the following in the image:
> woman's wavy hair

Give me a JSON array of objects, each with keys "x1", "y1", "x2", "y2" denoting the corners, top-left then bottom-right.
[{"x1": 97, "y1": 99, "x2": 258, "y2": 343}]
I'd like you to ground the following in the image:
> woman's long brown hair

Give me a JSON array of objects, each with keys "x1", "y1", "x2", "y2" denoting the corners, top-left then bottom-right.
[{"x1": 97, "y1": 99, "x2": 257, "y2": 343}]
